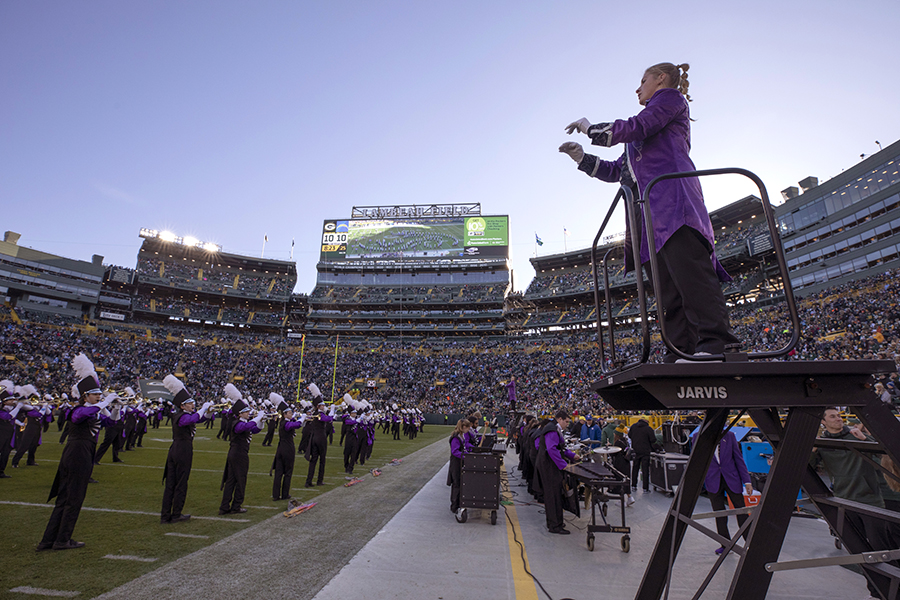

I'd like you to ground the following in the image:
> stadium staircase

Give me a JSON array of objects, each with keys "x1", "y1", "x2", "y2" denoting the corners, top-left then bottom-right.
[
  {"x1": 266, "y1": 279, "x2": 276, "y2": 294},
  {"x1": 9, "y1": 307, "x2": 22, "y2": 325}
]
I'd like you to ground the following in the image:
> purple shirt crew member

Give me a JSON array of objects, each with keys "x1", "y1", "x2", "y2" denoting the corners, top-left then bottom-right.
[{"x1": 448, "y1": 419, "x2": 472, "y2": 516}]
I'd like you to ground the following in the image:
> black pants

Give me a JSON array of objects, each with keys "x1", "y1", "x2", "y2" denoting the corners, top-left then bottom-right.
[
  {"x1": 343, "y1": 437, "x2": 358, "y2": 473},
  {"x1": 708, "y1": 476, "x2": 748, "y2": 542},
  {"x1": 539, "y1": 467, "x2": 565, "y2": 531},
  {"x1": 448, "y1": 456, "x2": 462, "y2": 512},
  {"x1": 94, "y1": 432, "x2": 121, "y2": 463},
  {"x1": 632, "y1": 454, "x2": 651, "y2": 491},
  {"x1": 0, "y1": 433, "x2": 12, "y2": 475},
  {"x1": 647, "y1": 226, "x2": 739, "y2": 361},
  {"x1": 306, "y1": 442, "x2": 326, "y2": 485},
  {"x1": 272, "y1": 449, "x2": 295, "y2": 499},
  {"x1": 220, "y1": 454, "x2": 249, "y2": 511},
  {"x1": 161, "y1": 452, "x2": 192, "y2": 520}
]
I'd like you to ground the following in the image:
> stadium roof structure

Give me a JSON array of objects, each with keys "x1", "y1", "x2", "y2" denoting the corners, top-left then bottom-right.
[{"x1": 138, "y1": 236, "x2": 297, "y2": 274}]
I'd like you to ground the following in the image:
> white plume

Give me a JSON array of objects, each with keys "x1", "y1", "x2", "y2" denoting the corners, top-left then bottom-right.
[
  {"x1": 71, "y1": 384, "x2": 80, "y2": 399},
  {"x1": 224, "y1": 383, "x2": 242, "y2": 401},
  {"x1": 162, "y1": 375, "x2": 184, "y2": 395},
  {"x1": 19, "y1": 384, "x2": 37, "y2": 398},
  {"x1": 71, "y1": 353, "x2": 96, "y2": 380},
  {"x1": 307, "y1": 383, "x2": 322, "y2": 398},
  {"x1": 0, "y1": 380, "x2": 14, "y2": 395},
  {"x1": 269, "y1": 392, "x2": 284, "y2": 404},
  {"x1": 342, "y1": 393, "x2": 353, "y2": 404},
  {"x1": 124, "y1": 387, "x2": 136, "y2": 397}
]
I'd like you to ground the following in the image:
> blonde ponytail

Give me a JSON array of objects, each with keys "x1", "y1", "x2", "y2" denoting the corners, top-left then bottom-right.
[{"x1": 646, "y1": 62, "x2": 692, "y2": 102}]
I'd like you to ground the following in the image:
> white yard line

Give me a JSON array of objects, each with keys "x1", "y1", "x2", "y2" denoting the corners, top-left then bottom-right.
[
  {"x1": 9, "y1": 587, "x2": 80, "y2": 597},
  {"x1": 0, "y1": 501, "x2": 249, "y2": 522},
  {"x1": 163, "y1": 533, "x2": 209, "y2": 539},
  {"x1": 103, "y1": 555, "x2": 158, "y2": 563}
]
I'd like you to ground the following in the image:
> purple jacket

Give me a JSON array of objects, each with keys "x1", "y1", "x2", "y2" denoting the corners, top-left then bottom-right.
[
  {"x1": 579, "y1": 88, "x2": 727, "y2": 280},
  {"x1": 694, "y1": 430, "x2": 751, "y2": 494}
]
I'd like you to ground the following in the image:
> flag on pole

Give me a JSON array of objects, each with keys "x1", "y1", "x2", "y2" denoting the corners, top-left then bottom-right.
[
  {"x1": 535, "y1": 233, "x2": 543, "y2": 246},
  {"x1": 564, "y1": 228, "x2": 570, "y2": 236},
  {"x1": 264, "y1": 234, "x2": 269, "y2": 242}
]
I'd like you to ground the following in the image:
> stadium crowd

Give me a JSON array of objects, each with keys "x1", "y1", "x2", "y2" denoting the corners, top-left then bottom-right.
[{"x1": 3, "y1": 266, "x2": 900, "y2": 420}]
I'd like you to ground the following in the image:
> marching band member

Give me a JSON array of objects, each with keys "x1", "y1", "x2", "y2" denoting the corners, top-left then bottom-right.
[
  {"x1": 220, "y1": 384, "x2": 263, "y2": 514},
  {"x1": 133, "y1": 396, "x2": 149, "y2": 448},
  {"x1": 535, "y1": 409, "x2": 577, "y2": 534},
  {"x1": 270, "y1": 394, "x2": 303, "y2": 501},
  {"x1": 391, "y1": 407, "x2": 401, "y2": 440},
  {"x1": 160, "y1": 375, "x2": 214, "y2": 524},
  {"x1": 448, "y1": 418, "x2": 472, "y2": 517},
  {"x1": 93, "y1": 398, "x2": 125, "y2": 464},
  {"x1": 38, "y1": 353, "x2": 113, "y2": 551},
  {"x1": 261, "y1": 398, "x2": 277, "y2": 447},
  {"x1": 12, "y1": 385, "x2": 49, "y2": 468},
  {"x1": 303, "y1": 384, "x2": 335, "y2": 488},
  {"x1": 342, "y1": 405, "x2": 360, "y2": 475},
  {"x1": 0, "y1": 380, "x2": 23, "y2": 478},
  {"x1": 56, "y1": 393, "x2": 70, "y2": 432}
]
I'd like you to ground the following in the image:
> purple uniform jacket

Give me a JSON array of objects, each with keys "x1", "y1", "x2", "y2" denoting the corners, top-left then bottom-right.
[
  {"x1": 543, "y1": 430, "x2": 576, "y2": 470},
  {"x1": 694, "y1": 430, "x2": 751, "y2": 494},
  {"x1": 580, "y1": 88, "x2": 727, "y2": 280},
  {"x1": 233, "y1": 420, "x2": 261, "y2": 435},
  {"x1": 450, "y1": 434, "x2": 467, "y2": 459}
]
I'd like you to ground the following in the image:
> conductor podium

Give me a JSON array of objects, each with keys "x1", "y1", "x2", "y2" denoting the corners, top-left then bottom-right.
[{"x1": 589, "y1": 171, "x2": 900, "y2": 600}]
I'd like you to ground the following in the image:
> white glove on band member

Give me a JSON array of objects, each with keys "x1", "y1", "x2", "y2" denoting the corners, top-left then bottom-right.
[
  {"x1": 565, "y1": 118, "x2": 591, "y2": 135},
  {"x1": 559, "y1": 142, "x2": 584, "y2": 163}
]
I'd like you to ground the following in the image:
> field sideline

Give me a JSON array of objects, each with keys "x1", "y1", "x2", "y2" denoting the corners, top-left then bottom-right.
[{"x1": 2, "y1": 423, "x2": 452, "y2": 598}]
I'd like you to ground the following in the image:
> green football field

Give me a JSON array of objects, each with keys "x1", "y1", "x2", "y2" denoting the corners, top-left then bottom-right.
[
  {"x1": 2, "y1": 423, "x2": 451, "y2": 598},
  {"x1": 346, "y1": 222, "x2": 462, "y2": 256}
]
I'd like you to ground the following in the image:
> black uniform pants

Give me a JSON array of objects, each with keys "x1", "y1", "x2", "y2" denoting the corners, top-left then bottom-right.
[
  {"x1": 306, "y1": 441, "x2": 326, "y2": 485},
  {"x1": 161, "y1": 452, "x2": 192, "y2": 519},
  {"x1": 273, "y1": 452, "x2": 295, "y2": 499},
  {"x1": 646, "y1": 226, "x2": 739, "y2": 361},
  {"x1": 708, "y1": 476, "x2": 748, "y2": 542}
]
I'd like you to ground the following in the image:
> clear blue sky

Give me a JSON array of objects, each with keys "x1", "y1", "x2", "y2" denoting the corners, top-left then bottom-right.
[{"x1": 2, "y1": 1, "x2": 898, "y2": 293}]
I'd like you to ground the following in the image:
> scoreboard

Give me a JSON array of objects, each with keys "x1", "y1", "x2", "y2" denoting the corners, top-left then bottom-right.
[{"x1": 319, "y1": 216, "x2": 509, "y2": 262}]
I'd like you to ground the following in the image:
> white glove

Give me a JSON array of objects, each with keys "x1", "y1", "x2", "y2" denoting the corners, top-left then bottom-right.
[
  {"x1": 328, "y1": 405, "x2": 337, "y2": 417},
  {"x1": 96, "y1": 396, "x2": 113, "y2": 410},
  {"x1": 251, "y1": 413, "x2": 264, "y2": 428},
  {"x1": 559, "y1": 142, "x2": 584, "y2": 163},
  {"x1": 198, "y1": 401, "x2": 214, "y2": 418},
  {"x1": 565, "y1": 118, "x2": 591, "y2": 135}
]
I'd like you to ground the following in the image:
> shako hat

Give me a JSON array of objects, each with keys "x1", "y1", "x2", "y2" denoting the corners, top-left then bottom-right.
[
  {"x1": 72, "y1": 353, "x2": 102, "y2": 396},
  {"x1": 163, "y1": 375, "x2": 193, "y2": 406}
]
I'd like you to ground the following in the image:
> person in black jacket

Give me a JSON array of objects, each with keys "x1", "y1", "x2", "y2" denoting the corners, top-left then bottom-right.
[
  {"x1": 38, "y1": 354, "x2": 112, "y2": 551},
  {"x1": 220, "y1": 387, "x2": 264, "y2": 515},
  {"x1": 628, "y1": 418, "x2": 661, "y2": 493},
  {"x1": 160, "y1": 375, "x2": 214, "y2": 524},
  {"x1": 270, "y1": 394, "x2": 303, "y2": 501},
  {"x1": 534, "y1": 409, "x2": 577, "y2": 534}
]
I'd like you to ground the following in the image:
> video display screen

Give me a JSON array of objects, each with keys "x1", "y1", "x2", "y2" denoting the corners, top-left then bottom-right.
[{"x1": 319, "y1": 216, "x2": 508, "y2": 261}]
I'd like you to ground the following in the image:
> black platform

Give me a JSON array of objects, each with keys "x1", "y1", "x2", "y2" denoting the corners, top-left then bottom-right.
[{"x1": 591, "y1": 359, "x2": 896, "y2": 411}]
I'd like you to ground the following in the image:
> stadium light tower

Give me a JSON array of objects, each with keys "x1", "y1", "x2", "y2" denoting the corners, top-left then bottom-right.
[
  {"x1": 159, "y1": 231, "x2": 177, "y2": 243},
  {"x1": 183, "y1": 236, "x2": 199, "y2": 248}
]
